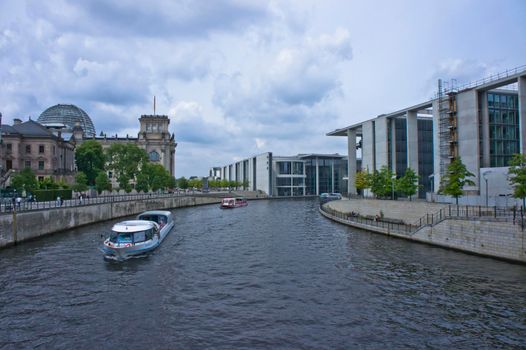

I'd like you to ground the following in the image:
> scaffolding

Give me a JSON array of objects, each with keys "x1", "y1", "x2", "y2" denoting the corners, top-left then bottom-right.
[{"x1": 437, "y1": 80, "x2": 458, "y2": 176}]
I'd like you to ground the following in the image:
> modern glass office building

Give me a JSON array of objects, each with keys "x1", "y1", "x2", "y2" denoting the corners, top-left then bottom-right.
[
  {"x1": 213, "y1": 153, "x2": 348, "y2": 197},
  {"x1": 328, "y1": 66, "x2": 526, "y2": 205}
]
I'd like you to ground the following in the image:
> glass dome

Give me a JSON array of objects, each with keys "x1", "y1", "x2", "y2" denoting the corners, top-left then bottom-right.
[{"x1": 38, "y1": 104, "x2": 96, "y2": 138}]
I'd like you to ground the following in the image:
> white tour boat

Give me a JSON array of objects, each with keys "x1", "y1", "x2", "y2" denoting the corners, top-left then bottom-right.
[{"x1": 101, "y1": 210, "x2": 174, "y2": 261}]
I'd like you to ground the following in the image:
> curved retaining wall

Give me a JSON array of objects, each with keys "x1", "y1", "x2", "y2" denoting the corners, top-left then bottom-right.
[
  {"x1": 0, "y1": 196, "x2": 221, "y2": 248},
  {"x1": 320, "y1": 207, "x2": 526, "y2": 264}
]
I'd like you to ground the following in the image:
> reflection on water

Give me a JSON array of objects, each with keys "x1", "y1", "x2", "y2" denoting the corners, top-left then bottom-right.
[{"x1": 0, "y1": 199, "x2": 524, "y2": 349}]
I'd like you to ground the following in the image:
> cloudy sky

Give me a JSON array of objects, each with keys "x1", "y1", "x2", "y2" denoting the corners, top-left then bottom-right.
[{"x1": 1, "y1": 0, "x2": 525, "y2": 177}]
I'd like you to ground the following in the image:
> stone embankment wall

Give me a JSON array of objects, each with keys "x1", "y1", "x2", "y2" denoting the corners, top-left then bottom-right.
[
  {"x1": 322, "y1": 200, "x2": 525, "y2": 263},
  {"x1": 0, "y1": 196, "x2": 220, "y2": 248}
]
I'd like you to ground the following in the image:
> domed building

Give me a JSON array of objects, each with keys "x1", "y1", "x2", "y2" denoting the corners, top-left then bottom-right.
[{"x1": 38, "y1": 104, "x2": 96, "y2": 138}]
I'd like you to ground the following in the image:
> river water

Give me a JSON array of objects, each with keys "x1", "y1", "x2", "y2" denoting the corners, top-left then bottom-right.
[{"x1": 0, "y1": 199, "x2": 525, "y2": 349}]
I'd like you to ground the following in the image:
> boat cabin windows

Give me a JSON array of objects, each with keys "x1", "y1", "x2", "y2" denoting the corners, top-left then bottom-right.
[
  {"x1": 134, "y1": 231, "x2": 146, "y2": 243},
  {"x1": 110, "y1": 228, "x2": 155, "y2": 244},
  {"x1": 139, "y1": 214, "x2": 169, "y2": 229},
  {"x1": 110, "y1": 232, "x2": 133, "y2": 244}
]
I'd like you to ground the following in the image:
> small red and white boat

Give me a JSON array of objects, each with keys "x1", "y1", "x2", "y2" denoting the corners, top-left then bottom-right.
[{"x1": 220, "y1": 197, "x2": 248, "y2": 209}]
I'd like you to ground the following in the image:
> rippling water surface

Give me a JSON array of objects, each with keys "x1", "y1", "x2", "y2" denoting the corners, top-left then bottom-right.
[{"x1": 1, "y1": 199, "x2": 525, "y2": 349}]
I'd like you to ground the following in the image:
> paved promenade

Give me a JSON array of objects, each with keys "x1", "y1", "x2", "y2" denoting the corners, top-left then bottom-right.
[{"x1": 326, "y1": 198, "x2": 448, "y2": 225}]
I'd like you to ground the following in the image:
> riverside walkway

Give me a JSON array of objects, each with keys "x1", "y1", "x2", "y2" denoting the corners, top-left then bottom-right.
[
  {"x1": 325, "y1": 198, "x2": 447, "y2": 224},
  {"x1": 321, "y1": 198, "x2": 526, "y2": 263}
]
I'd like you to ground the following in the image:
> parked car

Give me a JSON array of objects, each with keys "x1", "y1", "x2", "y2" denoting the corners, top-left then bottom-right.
[{"x1": 320, "y1": 192, "x2": 342, "y2": 203}]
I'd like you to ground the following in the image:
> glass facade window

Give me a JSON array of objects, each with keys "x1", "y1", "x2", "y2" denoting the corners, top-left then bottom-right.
[
  {"x1": 292, "y1": 162, "x2": 304, "y2": 175},
  {"x1": 318, "y1": 159, "x2": 333, "y2": 194},
  {"x1": 277, "y1": 161, "x2": 291, "y2": 174},
  {"x1": 293, "y1": 177, "x2": 304, "y2": 186},
  {"x1": 395, "y1": 119, "x2": 407, "y2": 176},
  {"x1": 417, "y1": 119, "x2": 434, "y2": 197},
  {"x1": 293, "y1": 187, "x2": 304, "y2": 196},
  {"x1": 277, "y1": 188, "x2": 291, "y2": 196},
  {"x1": 488, "y1": 93, "x2": 519, "y2": 167},
  {"x1": 276, "y1": 177, "x2": 292, "y2": 186}
]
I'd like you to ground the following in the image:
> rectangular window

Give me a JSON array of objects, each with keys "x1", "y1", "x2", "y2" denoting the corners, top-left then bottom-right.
[
  {"x1": 293, "y1": 177, "x2": 304, "y2": 186},
  {"x1": 6, "y1": 143, "x2": 12, "y2": 151},
  {"x1": 108, "y1": 171, "x2": 113, "y2": 179},
  {"x1": 53, "y1": 146, "x2": 56, "y2": 155},
  {"x1": 38, "y1": 160, "x2": 45, "y2": 170},
  {"x1": 39, "y1": 145, "x2": 45, "y2": 153},
  {"x1": 25, "y1": 145, "x2": 31, "y2": 154},
  {"x1": 277, "y1": 161, "x2": 291, "y2": 174},
  {"x1": 292, "y1": 162, "x2": 304, "y2": 175},
  {"x1": 25, "y1": 160, "x2": 31, "y2": 168},
  {"x1": 276, "y1": 177, "x2": 292, "y2": 186}
]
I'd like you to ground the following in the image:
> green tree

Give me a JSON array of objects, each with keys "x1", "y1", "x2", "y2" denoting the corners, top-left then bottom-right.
[
  {"x1": 11, "y1": 168, "x2": 38, "y2": 193},
  {"x1": 396, "y1": 167, "x2": 419, "y2": 200},
  {"x1": 75, "y1": 140, "x2": 105, "y2": 185},
  {"x1": 370, "y1": 166, "x2": 395, "y2": 199},
  {"x1": 508, "y1": 153, "x2": 526, "y2": 207},
  {"x1": 117, "y1": 174, "x2": 132, "y2": 193},
  {"x1": 72, "y1": 172, "x2": 89, "y2": 192},
  {"x1": 220, "y1": 179, "x2": 229, "y2": 189},
  {"x1": 95, "y1": 171, "x2": 111, "y2": 194},
  {"x1": 135, "y1": 172, "x2": 149, "y2": 193},
  {"x1": 242, "y1": 179, "x2": 249, "y2": 190},
  {"x1": 355, "y1": 170, "x2": 371, "y2": 196},
  {"x1": 105, "y1": 144, "x2": 148, "y2": 183},
  {"x1": 440, "y1": 157, "x2": 475, "y2": 205},
  {"x1": 177, "y1": 177, "x2": 189, "y2": 189},
  {"x1": 166, "y1": 176, "x2": 176, "y2": 190},
  {"x1": 57, "y1": 179, "x2": 70, "y2": 190},
  {"x1": 38, "y1": 177, "x2": 59, "y2": 190}
]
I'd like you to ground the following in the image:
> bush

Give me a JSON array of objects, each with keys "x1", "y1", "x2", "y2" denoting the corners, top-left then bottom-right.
[{"x1": 33, "y1": 189, "x2": 72, "y2": 202}]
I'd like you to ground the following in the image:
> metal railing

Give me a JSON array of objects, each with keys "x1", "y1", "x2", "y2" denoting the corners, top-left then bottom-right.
[
  {"x1": 320, "y1": 203, "x2": 526, "y2": 234},
  {"x1": 440, "y1": 65, "x2": 526, "y2": 96},
  {"x1": 0, "y1": 190, "x2": 226, "y2": 214}
]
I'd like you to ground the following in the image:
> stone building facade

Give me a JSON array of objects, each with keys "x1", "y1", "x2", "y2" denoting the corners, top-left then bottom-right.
[
  {"x1": 73, "y1": 114, "x2": 177, "y2": 177},
  {"x1": 0, "y1": 104, "x2": 177, "y2": 188},
  {"x1": 0, "y1": 118, "x2": 76, "y2": 186}
]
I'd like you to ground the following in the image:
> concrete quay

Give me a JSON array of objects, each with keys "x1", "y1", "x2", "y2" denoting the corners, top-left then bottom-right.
[{"x1": 322, "y1": 198, "x2": 526, "y2": 264}]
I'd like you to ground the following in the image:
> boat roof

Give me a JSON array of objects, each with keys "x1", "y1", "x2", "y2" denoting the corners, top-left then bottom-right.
[
  {"x1": 138, "y1": 210, "x2": 172, "y2": 216},
  {"x1": 112, "y1": 220, "x2": 156, "y2": 233}
]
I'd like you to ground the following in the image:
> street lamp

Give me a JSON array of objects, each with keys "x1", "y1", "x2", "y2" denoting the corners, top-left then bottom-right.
[
  {"x1": 391, "y1": 174, "x2": 397, "y2": 200},
  {"x1": 482, "y1": 171, "x2": 491, "y2": 207}
]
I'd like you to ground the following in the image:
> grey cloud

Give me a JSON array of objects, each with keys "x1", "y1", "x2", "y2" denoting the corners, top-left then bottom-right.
[{"x1": 28, "y1": 0, "x2": 271, "y2": 39}]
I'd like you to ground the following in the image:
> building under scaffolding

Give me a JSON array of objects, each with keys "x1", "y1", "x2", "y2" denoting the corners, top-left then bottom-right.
[{"x1": 328, "y1": 65, "x2": 526, "y2": 201}]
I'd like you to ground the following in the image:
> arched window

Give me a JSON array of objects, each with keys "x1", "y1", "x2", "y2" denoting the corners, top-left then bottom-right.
[{"x1": 149, "y1": 150, "x2": 160, "y2": 161}]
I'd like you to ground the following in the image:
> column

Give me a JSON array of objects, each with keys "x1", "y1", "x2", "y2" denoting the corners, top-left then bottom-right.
[
  {"x1": 347, "y1": 129, "x2": 357, "y2": 196},
  {"x1": 480, "y1": 91, "x2": 490, "y2": 167},
  {"x1": 315, "y1": 157, "x2": 319, "y2": 195},
  {"x1": 519, "y1": 75, "x2": 526, "y2": 154},
  {"x1": 361, "y1": 121, "x2": 374, "y2": 172},
  {"x1": 406, "y1": 110, "x2": 419, "y2": 175},
  {"x1": 432, "y1": 99, "x2": 441, "y2": 192},
  {"x1": 375, "y1": 116, "x2": 389, "y2": 170},
  {"x1": 390, "y1": 119, "x2": 397, "y2": 173}
]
